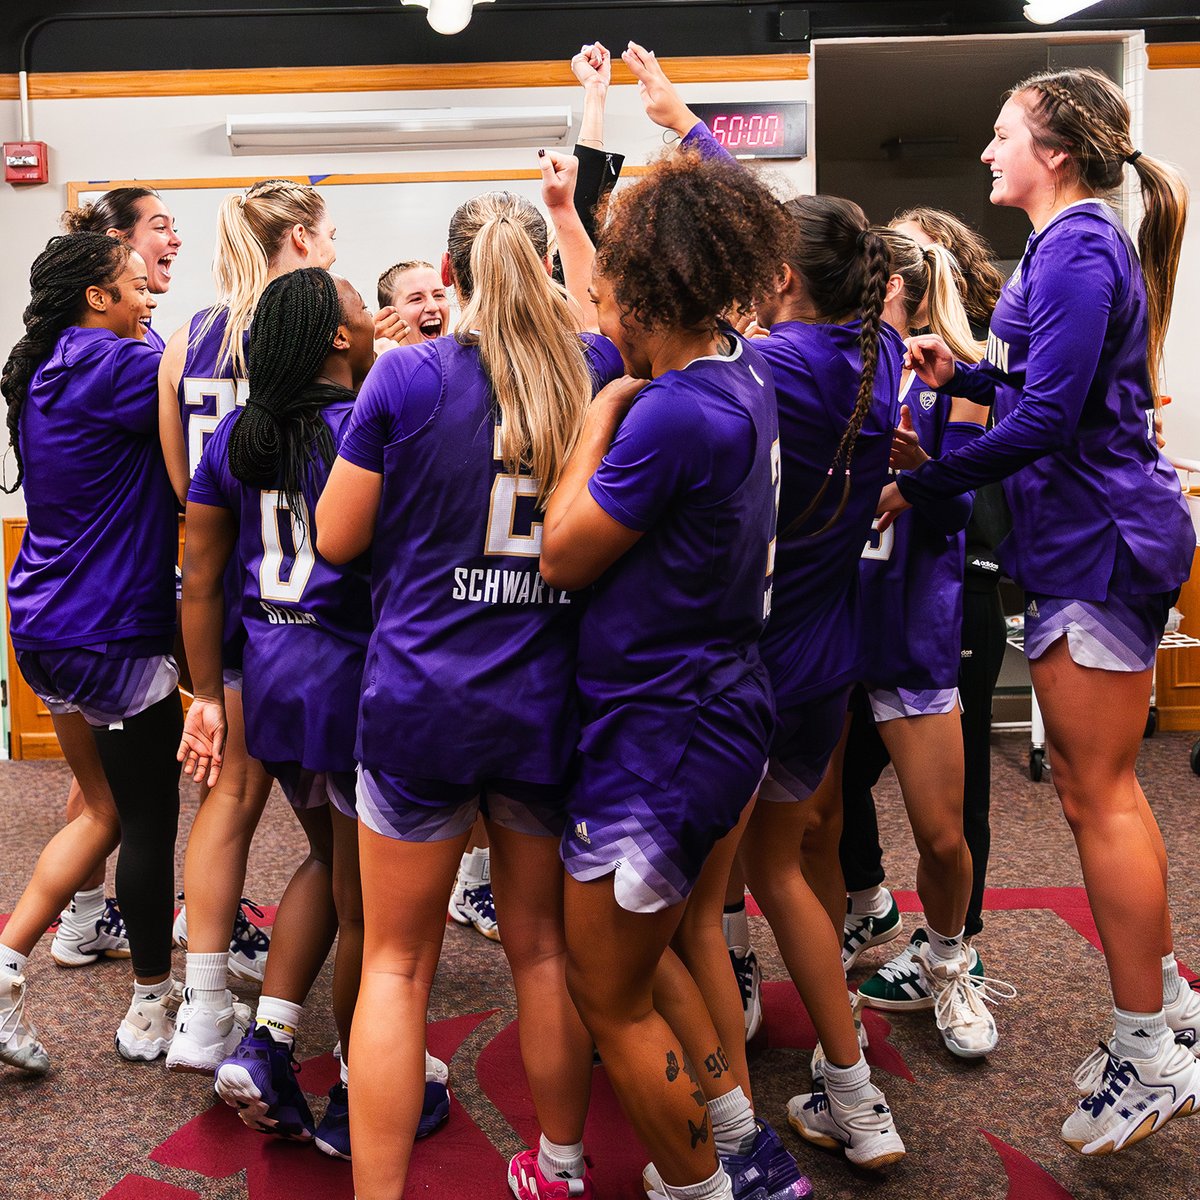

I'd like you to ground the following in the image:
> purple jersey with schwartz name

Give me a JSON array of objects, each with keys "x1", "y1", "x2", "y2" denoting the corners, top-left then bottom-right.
[
  {"x1": 578, "y1": 334, "x2": 779, "y2": 788},
  {"x1": 8, "y1": 327, "x2": 176, "y2": 651},
  {"x1": 338, "y1": 332, "x2": 624, "y2": 784},
  {"x1": 756, "y1": 321, "x2": 903, "y2": 705},
  {"x1": 861, "y1": 375, "x2": 979, "y2": 692},
  {"x1": 179, "y1": 307, "x2": 250, "y2": 479},
  {"x1": 188, "y1": 394, "x2": 372, "y2": 770},
  {"x1": 898, "y1": 201, "x2": 1192, "y2": 599}
]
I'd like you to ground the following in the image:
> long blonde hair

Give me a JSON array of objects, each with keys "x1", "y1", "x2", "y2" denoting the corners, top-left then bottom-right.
[
  {"x1": 877, "y1": 228, "x2": 984, "y2": 365},
  {"x1": 448, "y1": 192, "x2": 591, "y2": 506},
  {"x1": 1014, "y1": 68, "x2": 1188, "y2": 400},
  {"x1": 195, "y1": 178, "x2": 328, "y2": 378}
]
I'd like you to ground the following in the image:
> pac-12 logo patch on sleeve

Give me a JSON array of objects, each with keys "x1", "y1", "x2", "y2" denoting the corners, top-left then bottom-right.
[{"x1": 919, "y1": 390, "x2": 937, "y2": 411}]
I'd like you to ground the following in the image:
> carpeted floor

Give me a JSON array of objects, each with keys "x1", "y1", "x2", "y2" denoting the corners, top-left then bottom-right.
[{"x1": 0, "y1": 730, "x2": 1197, "y2": 1200}]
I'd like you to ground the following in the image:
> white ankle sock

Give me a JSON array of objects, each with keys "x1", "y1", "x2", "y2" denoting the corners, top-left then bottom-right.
[
  {"x1": 537, "y1": 1133, "x2": 585, "y2": 1180},
  {"x1": 68, "y1": 884, "x2": 106, "y2": 921},
  {"x1": 0, "y1": 944, "x2": 29, "y2": 977},
  {"x1": 848, "y1": 887, "x2": 890, "y2": 918},
  {"x1": 256, "y1": 996, "x2": 304, "y2": 1046},
  {"x1": 340, "y1": 1056, "x2": 349, "y2": 1086},
  {"x1": 460, "y1": 846, "x2": 490, "y2": 886},
  {"x1": 1163, "y1": 953, "x2": 1184, "y2": 1005},
  {"x1": 925, "y1": 925, "x2": 965, "y2": 964},
  {"x1": 661, "y1": 1165, "x2": 733, "y2": 1200},
  {"x1": 185, "y1": 951, "x2": 229, "y2": 1004},
  {"x1": 722, "y1": 901, "x2": 750, "y2": 954},
  {"x1": 1113, "y1": 1006, "x2": 1170, "y2": 1059},
  {"x1": 822, "y1": 1052, "x2": 874, "y2": 1106},
  {"x1": 708, "y1": 1085, "x2": 757, "y2": 1156},
  {"x1": 134, "y1": 977, "x2": 173, "y2": 1001}
]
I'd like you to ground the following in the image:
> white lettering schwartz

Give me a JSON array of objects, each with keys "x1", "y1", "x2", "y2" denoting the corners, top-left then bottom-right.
[{"x1": 450, "y1": 567, "x2": 571, "y2": 606}]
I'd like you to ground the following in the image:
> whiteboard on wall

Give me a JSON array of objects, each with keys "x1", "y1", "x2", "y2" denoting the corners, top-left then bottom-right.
[{"x1": 69, "y1": 170, "x2": 640, "y2": 338}]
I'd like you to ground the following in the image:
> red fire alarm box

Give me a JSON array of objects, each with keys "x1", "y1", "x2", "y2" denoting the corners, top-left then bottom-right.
[{"x1": 4, "y1": 142, "x2": 49, "y2": 185}]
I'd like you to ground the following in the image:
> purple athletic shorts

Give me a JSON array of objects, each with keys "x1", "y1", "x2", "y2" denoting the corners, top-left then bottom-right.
[
  {"x1": 266, "y1": 762, "x2": 358, "y2": 820},
  {"x1": 563, "y1": 675, "x2": 773, "y2": 914},
  {"x1": 355, "y1": 767, "x2": 566, "y2": 842},
  {"x1": 16, "y1": 644, "x2": 178, "y2": 728},
  {"x1": 1024, "y1": 590, "x2": 1175, "y2": 673},
  {"x1": 867, "y1": 686, "x2": 961, "y2": 724},
  {"x1": 762, "y1": 685, "x2": 852, "y2": 803}
]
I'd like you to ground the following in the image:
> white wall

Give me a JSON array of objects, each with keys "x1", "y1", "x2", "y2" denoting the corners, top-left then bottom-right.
[
  {"x1": 0, "y1": 73, "x2": 814, "y2": 523},
  {"x1": 1145, "y1": 65, "x2": 1200, "y2": 460}
]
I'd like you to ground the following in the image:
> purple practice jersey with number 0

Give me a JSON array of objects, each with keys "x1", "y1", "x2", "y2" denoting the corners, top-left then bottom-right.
[{"x1": 187, "y1": 394, "x2": 372, "y2": 772}]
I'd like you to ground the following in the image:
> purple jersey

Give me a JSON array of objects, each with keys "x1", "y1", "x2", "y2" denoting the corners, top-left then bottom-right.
[
  {"x1": 756, "y1": 321, "x2": 903, "y2": 705},
  {"x1": 578, "y1": 333, "x2": 779, "y2": 788},
  {"x1": 145, "y1": 324, "x2": 165, "y2": 353},
  {"x1": 338, "y1": 332, "x2": 624, "y2": 784},
  {"x1": 8, "y1": 327, "x2": 176, "y2": 651},
  {"x1": 178, "y1": 307, "x2": 250, "y2": 479},
  {"x1": 898, "y1": 201, "x2": 1192, "y2": 599},
  {"x1": 861, "y1": 376, "x2": 980, "y2": 692},
  {"x1": 189, "y1": 393, "x2": 371, "y2": 771}
]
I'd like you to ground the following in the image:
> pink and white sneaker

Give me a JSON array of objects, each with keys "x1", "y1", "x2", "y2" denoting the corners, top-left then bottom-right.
[{"x1": 507, "y1": 1149, "x2": 593, "y2": 1199}]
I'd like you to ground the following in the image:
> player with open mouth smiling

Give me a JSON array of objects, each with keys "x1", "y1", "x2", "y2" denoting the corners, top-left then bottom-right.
[{"x1": 374, "y1": 259, "x2": 452, "y2": 351}]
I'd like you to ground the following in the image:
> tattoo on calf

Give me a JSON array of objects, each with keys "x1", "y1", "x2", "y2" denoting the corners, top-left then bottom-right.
[
  {"x1": 666, "y1": 1050, "x2": 680, "y2": 1082},
  {"x1": 704, "y1": 1047, "x2": 729, "y2": 1080},
  {"x1": 689, "y1": 1112, "x2": 710, "y2": 1149}
]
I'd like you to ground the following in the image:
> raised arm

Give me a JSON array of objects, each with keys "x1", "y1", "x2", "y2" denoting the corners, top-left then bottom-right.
[
  {"x1": 540, "y1": 150, "x2": 596, "y2": 332},
  {"x1": 621, "y1": 41, "x2": 702, "y2": 141}
]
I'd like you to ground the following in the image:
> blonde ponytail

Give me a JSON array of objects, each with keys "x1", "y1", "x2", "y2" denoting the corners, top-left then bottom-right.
[
  {"x1": 193, "y1": 178, "x2": 328, "y2": 378},
  {"x1": 923, "y1": 244, "x2": 984, "y2": 365},
  {"x1": 450, "y1": 193, "x2": 592, "y2": 506}
]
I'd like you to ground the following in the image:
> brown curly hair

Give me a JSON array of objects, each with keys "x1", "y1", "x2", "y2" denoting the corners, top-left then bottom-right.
[{"x1": 595, "y1": 150, "x2": 786, "y2": 334}]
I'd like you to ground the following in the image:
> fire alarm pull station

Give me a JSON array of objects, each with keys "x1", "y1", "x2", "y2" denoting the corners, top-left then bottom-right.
[{"x1": 4, "y1": 142, "x2": 48, "y2": 185}]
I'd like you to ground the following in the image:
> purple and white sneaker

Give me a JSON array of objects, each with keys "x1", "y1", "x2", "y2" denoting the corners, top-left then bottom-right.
[
  {"x1": 315, "y1": 1081, "x2": 350, "y2": 1159},
  {"x1": 215, "y1": 1027, "x2": 314, "y2": 1140}
]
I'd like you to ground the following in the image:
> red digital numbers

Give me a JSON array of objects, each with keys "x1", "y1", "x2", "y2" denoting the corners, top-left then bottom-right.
[{"x1": 709, "y1": 111, "x2": 783, "y2": 150}]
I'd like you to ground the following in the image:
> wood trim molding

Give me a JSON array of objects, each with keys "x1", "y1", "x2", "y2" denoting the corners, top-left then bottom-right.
[
  {"x1": 1147, "y1": 42, "x2": 1200, "y2": 69},
  {"x1": 1, "y1": 55, "x2": 809, "y2": 101},
  {"x1": 66, "y1": 165, "x2": 653, "y2": 207}
]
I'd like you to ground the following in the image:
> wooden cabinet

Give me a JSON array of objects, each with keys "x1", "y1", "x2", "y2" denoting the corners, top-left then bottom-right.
[
  {"x1": 3, "y1": 517, "x2": 186, "y2": 759},
  {"x1": 1155, "y1": 544, "x2": 1200, "y2": 731}
]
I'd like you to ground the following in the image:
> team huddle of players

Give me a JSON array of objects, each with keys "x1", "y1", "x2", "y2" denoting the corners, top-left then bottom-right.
[{"x1": 1, "y1": 38, "x2": 1197, "y2": 1200}]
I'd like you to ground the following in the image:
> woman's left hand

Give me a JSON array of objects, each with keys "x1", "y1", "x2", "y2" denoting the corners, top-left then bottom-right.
[
  {"x1": 890, "y1": 404, "x2": 929, "y2": 471},
  {"x1": 875, "y1": 482, "x2": 911, "y2": 533}
]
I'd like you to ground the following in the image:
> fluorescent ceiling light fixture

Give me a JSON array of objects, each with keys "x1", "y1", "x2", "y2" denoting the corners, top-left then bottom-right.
[
  {"x1": 227, "y1": 106, "x2": 572, "y2": 155},
  {"x1": 1023, "y1": 0, "x2": 1103, "y2": 24},
  {"x1": 402, "y1": 0, "x2": 495, "y2": 36}
]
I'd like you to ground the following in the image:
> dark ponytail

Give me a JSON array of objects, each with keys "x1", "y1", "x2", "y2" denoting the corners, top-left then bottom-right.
[
  {"x1": 227, "y1": 267, "x2": 344, "y2": 536},
  {"x1": 0, "y1": 233, "x2": 130, "y2": 493},
  {"x1": 781, "y1": 198, "x2": 890, "y2": 536}
]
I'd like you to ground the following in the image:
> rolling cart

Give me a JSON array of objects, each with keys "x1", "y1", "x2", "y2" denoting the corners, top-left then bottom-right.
[{"x1": 1005, "y1": 616, "x2": 1200, "y2": 781}]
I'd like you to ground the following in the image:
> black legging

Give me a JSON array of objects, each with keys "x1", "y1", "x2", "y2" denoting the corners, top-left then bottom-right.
[
  {"x1": 91, "y1": 691, "x2": 184, "y2": 978},
  {"x1": 839, "y1": 585, "x2": 1007, "y2": 938}
]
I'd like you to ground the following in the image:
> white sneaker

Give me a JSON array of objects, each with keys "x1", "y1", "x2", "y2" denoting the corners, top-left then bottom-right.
[
  {"x1": 115, "y1": 980, "x2": 183, "y2": 1062},
  {"x1": 917, "y1": 942, "x2": 1012, "y2": 1059},
  {"x1": 730, "y1": 947, "x2": 763, "y2": 1041},
  {"x1": 173, "y1": 897, "x2": 270, "y2": 984},
  {"x1": 1063, "y1": 1036, "x2": 1200, "y2": 1155},
  {"x1": 448, "y1": 876, "x2": 500, "y2": 942},
  {"x1": 0, "y1": 972, "x2": 51, "y2": 1075},
  {"x1": 812, "y1": 990, "x2": 869, "y2": 1085},
  {"x1": 51, "y1": 897, "x2": 131, "y2": 966},
  {"x1": 1167, "y1": 979, "x2": 1200, "y2": 1057},
  {"x1": 787, "y1": 1083, "x2": 906, "y2": 1170},
  {"x1": 165, "y1": 988, "x2": 253, "y2": 1073}
]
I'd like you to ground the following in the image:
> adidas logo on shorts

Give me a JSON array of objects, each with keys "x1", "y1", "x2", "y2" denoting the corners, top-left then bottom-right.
[
  {"x1": 1027, "y1": 599, "x2": 1039, "y2": 618},
  {"x1": 574, "y1": 821, "x2": 591, "y2": 845}
]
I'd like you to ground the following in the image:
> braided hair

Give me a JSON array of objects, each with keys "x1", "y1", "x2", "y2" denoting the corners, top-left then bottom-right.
[
  {"x1": 0, "y1": 233, "x2": 130, "y2": 494},
  {"x1": 1013, "y1": 68, "x2": 1188, "y2": 401},
  {"x1": 779, "y1": 196, "x2": 890, "y2": 537},
  {"x1": 226, "y1": 268, "x2": 345, "y2": 536}
]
